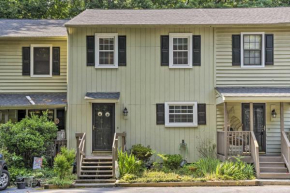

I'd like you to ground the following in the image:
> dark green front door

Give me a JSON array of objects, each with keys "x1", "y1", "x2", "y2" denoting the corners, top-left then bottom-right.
[{"x1": 92, "y1": 103, "x2": 115, "y2": 151}]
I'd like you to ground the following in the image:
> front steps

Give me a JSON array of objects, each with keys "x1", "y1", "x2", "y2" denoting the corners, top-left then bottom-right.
[
  {"x1": 259, "y1": 156, "x2": 290, "y2": 179},
  {"x1": 74, "y1": 155, "x2": 116, "y2": 187}
]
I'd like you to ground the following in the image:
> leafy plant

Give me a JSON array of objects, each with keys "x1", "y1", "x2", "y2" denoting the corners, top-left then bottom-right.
[
  {"x1": 194, "y1": 158, "x2": 220, "y2": 177},
  {"x1": 53, "y1": 147, "x2": 75, "y2": 179},
  {"x1": 158, "y1": 154, "x2": 183, "y2": 170},
  {"x1": 197, "y1": 139, "x2": 217, "y2": 159},
  {"x1": 131, "y1": 144, "x2": 153, "y2": 162},
  {"x1": 216, "y1": 157, "x2": 255, "y2": 180},
  {"x1": 118, "y1": 150, "x2": 143, "y2": 177},
  {"x1": 47, "y1": 174, "x2": 76, "y2": 187}
]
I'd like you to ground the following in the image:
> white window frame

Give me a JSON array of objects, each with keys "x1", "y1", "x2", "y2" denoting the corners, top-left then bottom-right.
[
  {"x1": 169, "y1": 33, "x2": 192, "y2": 68},
  {"x1": 241, "y1": 32, "x2": 265, "y2": 68},
  {"x1": 30, "y1": 44, "x2": 52, "y2": 77},
  {"x1": 165, "y1": 102, "x2": 198, "y2": 127},
  {"x1": 95, "y1": 33, "x2": 118, "y2": 68}
]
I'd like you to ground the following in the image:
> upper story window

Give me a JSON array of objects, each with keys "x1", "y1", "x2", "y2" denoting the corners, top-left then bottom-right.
[
  {"x1": 95, "y1": 33, "x2": 118, "y2": 68},
  {"x1": 165, "y1": 102, "x2": 197, "y2": 127},
  {"x1": 241, "y1": 32, "x2": 265, "y2": 68},
  {"x1": 31, "y1": 44, "x2": 52, "y2": 77},
  {"x1": 169, "y1": 33, "x2": 192, "y2": 68}
]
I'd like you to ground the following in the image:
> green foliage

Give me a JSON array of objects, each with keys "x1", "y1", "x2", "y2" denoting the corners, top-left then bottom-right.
[
  {"x1": 158, "y1": 154, "x2": 183, "y2": 170},
  {"x1": 47, "y1": 174, "x2": 76, "y2": 187},
  {"x1": 216, "y1": 157, "x2": 255, "y2": 180},
  {"x1": 194, "y1": 158, "x2": 220, "y2": 177},
  {"x1": 197, "y1": 140, "x2": 217, "y2": 159},
  {"x1": 53, "y1": 147, "x2": 75, "y2": 179},
  {"x1": 117, "y1": 150, "x2": 143, "y2": 177},
  {"x1": 0, "y1": 112, "x2": 57, "y2": 167},
  {"x1": 1, "y1": 0, "x2": 290, "y2": 19},
  {"x1": 131, "y1": 144, "x2": 153, "y2": 162}
]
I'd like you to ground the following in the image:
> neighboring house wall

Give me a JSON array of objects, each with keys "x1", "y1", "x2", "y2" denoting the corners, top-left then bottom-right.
[
  {"x1": 0, "y1": 39, "x2": 67, "y2": 92},
  {"x1": 67, "y1": 27, "x2": 216, "y2": 162},
  {"x1": 215, "y1": 27, "x2": 290, "y2": 87}
]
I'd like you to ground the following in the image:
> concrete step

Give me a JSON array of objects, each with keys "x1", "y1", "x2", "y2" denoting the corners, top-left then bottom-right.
[
  {"x1": 260, "y1": 162, "x2": 286, "y2": 167},
  {"x1": 79, "y1": 174, "x2": 113, "y2": 178},
  {"x1": 260, "y1": 172, "x2": 290, "y2": 179},
  {"x1": 81, "y1": 170, "x2": 113, "y2": 173},
  {"x1": 259, "y1": 156, "x2": 283, "y2": 162},
  {"x1": 73, "y1": 183, "x2": 115, "y2": 188},
  {"x1": 75, "y1": 179, "x2": 116, "y2": 183},
  {"x1": 260, "y1": 167, "x2": 288, "y2": 173},
  {"x1": 81, "y1": 166, "x2": 112, "y2": 169}
]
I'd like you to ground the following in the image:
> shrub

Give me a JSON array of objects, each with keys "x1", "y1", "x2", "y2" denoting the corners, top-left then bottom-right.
[
  {"x1": 158, "y1": 154, "x2": 183, "y2": 170},
  {"x1": 131, "y1": 144, "x2": 153, "y2": 162},
  {"x1": 0, "y1": 112, "x2": 57, "y2": 167},
  {"x1": 47, "y1": 174, "x2": 76, "y2": 187},
  {"x1": 216, "y1": 157, "x2": 255, "y2": 180},
  {"x1": 118, "y1": 150, "x2": 143, "y2": 177},
  {"x1": 194, "y1": 158, "x2": 220, "y2": 177},
  {"x1": 0, "y1": 147, "x2": 25, "y2": 168},
  {"x1": 8, "y1": 167, "x2": 32, "y2": 183},
  {"x1": 53, "y1": 147, "x2": 75, "y2": 179}
]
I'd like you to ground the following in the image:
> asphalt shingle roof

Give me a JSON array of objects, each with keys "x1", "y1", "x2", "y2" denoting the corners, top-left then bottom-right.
[
  {"x1": 0, "y1": 19, "x2": 67, "y2": 37},
  {"x1": 0, "y1": 93, "x2": 67, "y2": 107},
  {"x1": 65, "y1": 7, "x2": 290, "y2": 26},
  {"x1": 85, "y1": 92, "x2": 120, "y2": 100},
  {"x1": 216, "y1": 87, "x2": 290, "y2": 97}
]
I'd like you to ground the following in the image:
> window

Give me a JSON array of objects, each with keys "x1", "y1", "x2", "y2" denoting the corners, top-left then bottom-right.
[
  {"x1": 165, "y1": 102, "x2": 197, "y2": 127},
  {"x1": 241, "y1": 32, "x2": 265, "y2": 68},
  {"x1": 95, "y1": 33, "x2": 118, "y2": 68},
  {"x1": 169, "y1": 33, "x2": 192, "y2": 68},
  {"x1": 31, "y1": 44, "x2": 52, "y2": 77}
]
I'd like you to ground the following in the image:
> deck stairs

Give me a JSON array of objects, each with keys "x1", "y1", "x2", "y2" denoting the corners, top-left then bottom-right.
[
  {"x1": 259, "y1": 156, "x2": 290, "y2": 179},
  {"x1": 74, "y1": 155, "x2": 116, "y2": 187}
]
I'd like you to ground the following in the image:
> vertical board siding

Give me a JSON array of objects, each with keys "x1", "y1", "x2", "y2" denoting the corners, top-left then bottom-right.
[
  {"x1": 215, "y1": 27, "x2": 290, "y2": 87},
  {"x1": 0, "y1": 39, "x2": 67, "y2": 92},
  {"x1": 67, "y1": 27, "x2": 216, "y2": 162}
]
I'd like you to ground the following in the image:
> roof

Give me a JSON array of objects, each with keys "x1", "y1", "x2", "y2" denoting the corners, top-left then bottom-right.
[
  {"x1": 216, "y1": 87, "x2": 290, "y2": 97},
  {"x1": 0, "y1": 19, "x2": 68, "y2": 38},
  {"x1": 85, "y1": 92, "x2": 120, "y2": 100},
  {"x1": 65, "y1": 7, "x2": 290, "y2": 26},
  {"x1": 0, "y1": 93, "x2": 67, "y2": 107}
]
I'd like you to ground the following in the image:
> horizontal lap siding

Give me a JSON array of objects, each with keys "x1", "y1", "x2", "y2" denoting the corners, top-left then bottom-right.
[
  {"x1": 67, "y1": 27, "x2": 216, "y2": 162},
  {"x1": 0, "y1": 40, "x2": 67, "y2": 92},
  {"x1": 215, "y1": 27, "x2": 290, "y2": 87}
]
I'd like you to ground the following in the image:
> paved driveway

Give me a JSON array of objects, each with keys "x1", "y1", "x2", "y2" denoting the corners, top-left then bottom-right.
[{"x1": 3, "y1": 186, "x2": 290, "y2": 193}]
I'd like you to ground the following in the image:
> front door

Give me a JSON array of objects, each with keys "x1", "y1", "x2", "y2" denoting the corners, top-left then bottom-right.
[
  {"x1": 242, "y1": 103, "x2": 266, "y2": 152},
  {"x1": 92, "y1": 103, "x2": 115, "y2": 151}
]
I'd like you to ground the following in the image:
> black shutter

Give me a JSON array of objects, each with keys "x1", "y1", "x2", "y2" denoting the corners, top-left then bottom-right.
[
  {"x1": 53, "y1": 47, "x2": 60, "y2": 75},
  {"x1": 156, "y1": 104, "x2": 165, "y2": 125},
  {"x1": 161, "y1": 35, "x2": 169, "y2": 66},
  {"x1": 198, "y1": 104, "x2": 206, "y2": 125},
  {"x1": 87, "y1": 36, "x2": 95, "y2": 66},
  {"x1": 265, "y1": 34, "x2": 274, "y2": 65},
  {"x1": 22, "y1": 47, "x2": 30, "y2": 75},
  {"x1": 192, "y1": 35, "x2": 201, "y2": 66},
  {"x1": 232, "y1": 35, "x2": 241, "y2": 66},
  {"x1": 118, "y1": 36, "x2": 126, "y2": 66}
]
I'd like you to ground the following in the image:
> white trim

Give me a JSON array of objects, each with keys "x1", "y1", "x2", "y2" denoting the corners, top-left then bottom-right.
[
  {"x1": 169, "y1": 33, "x2": 192, "y2": 68},
  {"x1": 95, "y1": 33, "x2": 118, "y2": 68},
  {"x1": 165, "y1": 102, "x2": 197, "y2": 127},
  {"x1": 30, "y1": 44, "x2": 53, "y2": 77},
  {"x1": 241, "y1": 32, "x2": 265, "y2": 68}
]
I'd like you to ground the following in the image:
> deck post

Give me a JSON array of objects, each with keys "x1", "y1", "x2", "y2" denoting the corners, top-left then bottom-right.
[
  {"x1": 281, "y1": 102, "x2": 284, "y2": 132},
  {"x1": 250, "y1": 103, "x2": 254, "y2": 131},
  {"x1": 224, "y1": 102, "x2": 228, "y2": 159}
]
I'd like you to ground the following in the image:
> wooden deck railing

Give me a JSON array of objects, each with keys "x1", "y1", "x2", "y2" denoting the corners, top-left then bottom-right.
[
  {"x1": 75, "y1": 133, "x2": 86, "y2": 178},
  {"x1": 112, "y1": 132, "x2": 126, "y2": 178},
  {"x1": 285, "y1": 131, "x2": 290, "y2": 142},
  {"x1": 217, "y1": 131, "x2": 225, "y2": 155},
  {"x1": 250, "y1": 131, "x2": 260, "y2": 178},
  {"x1": 281, "y1": 131, "x2": 290, "y2": 171}
]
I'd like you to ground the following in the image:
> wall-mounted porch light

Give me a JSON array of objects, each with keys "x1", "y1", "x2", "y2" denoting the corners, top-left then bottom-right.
[
  {"x1": 123, "y1": 107, "x2": 128, "y2": 117},
  {"x1": 271, "y1": 109, "x2": 277, "y2": 118}
]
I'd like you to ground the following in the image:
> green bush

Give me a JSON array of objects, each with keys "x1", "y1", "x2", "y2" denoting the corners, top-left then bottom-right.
[
  {"x1": 47, "y1": 174, "x2": 76, "y2": 187},
  {"x1": 0, "y1": 112, "x2": 57, "y2": 167},
  {"x1": 118, "y1": 150, "x2": 143, "y2": 177},
  {"x1": 216, "y1": 157, "x2": 255, "y2": 180},
  {"x1": 158, "y1": 154, "x2": 183, "y2": 170},
  {"x1": 194, "y1": 158, "x2": 220, "y2": 177},
  {"x1": 131, "y1": 144, "x2": 153, "y2": 162},
  {"x1": 53, "y1": 147, "x2": 75, "y2": 179}
]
